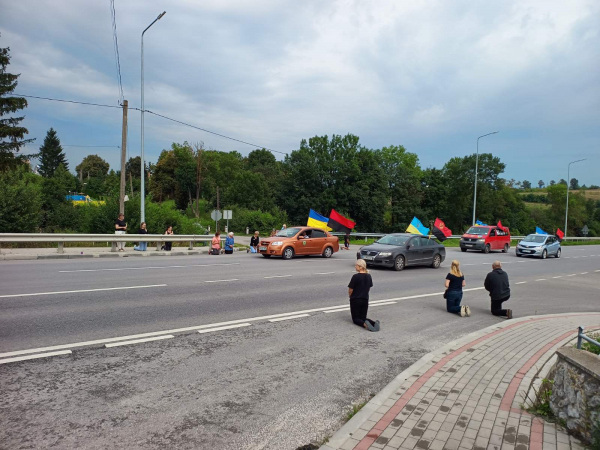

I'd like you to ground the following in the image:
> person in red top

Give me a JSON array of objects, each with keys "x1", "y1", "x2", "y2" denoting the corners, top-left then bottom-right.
[{"x1": 211, "y1": 232, "x2": 221, "y2": 255}]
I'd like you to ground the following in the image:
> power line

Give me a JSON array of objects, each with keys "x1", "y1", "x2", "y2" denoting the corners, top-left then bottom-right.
[
  {"x1": 16, "y1": 94, "x2": 121, "y2": 108},
  {"x1": 63, "y1": 145, "x2": 121, "y2": 148},
  {"x1": 109, "y1": 0, "x2": 124, "y2": 104}
]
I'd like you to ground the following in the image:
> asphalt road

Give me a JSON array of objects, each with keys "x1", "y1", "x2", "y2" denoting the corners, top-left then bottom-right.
[{"x1": 1, "y1": 246, "x2": 599, "y2": 449}]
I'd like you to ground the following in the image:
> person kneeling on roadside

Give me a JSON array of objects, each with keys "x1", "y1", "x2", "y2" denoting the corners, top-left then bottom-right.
[
  {"x1": 348, "y1": 259, "x2": 379, "y2": 331},
  {"x1": 445, "y1": 260, "x2": 470, "y2": 317},
  {"x1": 211, "y1": 231, "x2": 221, "y2": 255},
  {"x1": 225, "y1": 232, "x2": 234, "y2": 254},
  {"x1": 484, "y1": 261, "x2": 512, "y2": 319}
]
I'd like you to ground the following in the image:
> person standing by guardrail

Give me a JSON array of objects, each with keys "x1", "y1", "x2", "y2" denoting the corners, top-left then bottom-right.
[
  {"x1": 484, "y1": 261, "x2": 512, "y2": 319},
  {"x1": 163, "y1": 226, "x2": 174, "y2": 251},
  {"x1": 134, "y1": 222, "x2": 148, "y2": 251},
  {"x1": 444, "y1": 260, "x2": 470, "y2": 317},
  {"x1": 114, "y1": 213, "x2": 127, "y2": 252}
]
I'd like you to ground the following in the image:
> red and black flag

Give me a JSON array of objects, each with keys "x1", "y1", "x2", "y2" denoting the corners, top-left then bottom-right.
[
  {"x1": 556, "y1": 228, "x2": 564, "y2": 242},
  {"x1": 432, "y1": 218, "x2": 452, "y2": 241},
  {"x1": 327, "y1": 209, "x2": 356, "y2": 233}
]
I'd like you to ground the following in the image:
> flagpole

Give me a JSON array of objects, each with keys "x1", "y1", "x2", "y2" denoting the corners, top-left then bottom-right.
[{"x1": 472, "y1": 131, "x2": 499, "y2": 226}]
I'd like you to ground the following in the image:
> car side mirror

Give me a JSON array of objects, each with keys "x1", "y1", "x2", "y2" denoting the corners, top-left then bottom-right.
[{"x1": 406, "y1": 244, "x2": 411, "y2": 250}]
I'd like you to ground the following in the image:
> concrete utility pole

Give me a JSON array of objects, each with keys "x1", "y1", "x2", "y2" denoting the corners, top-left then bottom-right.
[
  {"x1": 472, "y1": 131, "x2": 499, "y2": 226},
  {"x1": 119, "y1": 100, "x2": 128, "y2": 215}
]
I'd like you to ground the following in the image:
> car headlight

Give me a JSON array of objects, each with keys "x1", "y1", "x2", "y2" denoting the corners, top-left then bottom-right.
[
  {"x1": 378, "y1": 252, "x2": 392, "y2": 257},
  {"x1": 477, "y1": 239, "x2": 485, "y2": 242},
  {"x1": 271, "y1": 241, "x2": 283, "y2": 246}
]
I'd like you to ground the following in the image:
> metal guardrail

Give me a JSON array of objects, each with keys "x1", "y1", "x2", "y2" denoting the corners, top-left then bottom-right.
[
  {"x1": 330, "y1": 232, "x2": 596, "y2": 242},
  {"x1": 577, "y1": 326, "x2": 600, "y2": 350},
  {"x1": 0, "y1": 233, "x2": 223, "y2": 253}
]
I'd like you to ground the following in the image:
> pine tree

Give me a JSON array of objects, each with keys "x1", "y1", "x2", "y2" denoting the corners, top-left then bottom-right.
[
  {"x1": 0, "y1": 45, "x2": 35, "y2": 171},
  {"x1": 38, "y1": 128, "x2": 68, "y2": 177}
]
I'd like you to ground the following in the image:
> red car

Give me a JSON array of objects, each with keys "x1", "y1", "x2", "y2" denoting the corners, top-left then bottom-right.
[{"x1": 460, "y1": 225, "x2": 511, "y2": 253}]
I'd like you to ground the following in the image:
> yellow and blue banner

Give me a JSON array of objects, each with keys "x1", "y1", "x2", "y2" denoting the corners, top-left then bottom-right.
[
  {"x1": 307, "y1": 209, "x2": 331, "y2": 230},
  {"x1": 406, "y1": 217, "x2": 429, "y2": 235},
  {"x1": 535, "y1": 226, "x2": 547, "y2": 235}
]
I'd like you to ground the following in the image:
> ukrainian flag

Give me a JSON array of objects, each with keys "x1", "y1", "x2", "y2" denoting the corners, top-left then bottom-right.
[
  {"x1": 307, "y1": 209, "x2": 330, "y2": 230},
  {"x1": 406, "y1": 217, "x2": 429, "y2": 235}
]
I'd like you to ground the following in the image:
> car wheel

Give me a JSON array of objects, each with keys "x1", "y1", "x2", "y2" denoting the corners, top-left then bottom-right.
[
  {"x1": 431, "y1": 254, "x2": 441, "y2": 269},
  {"x1": 484, "y1": 244, "x2": 491, "y2": 254},
  {"x1": 393, "y1": 255, "x2": 405, "y2": 271},
  {"x1": 461, "y1": 247, "x2": 467, "y2": 253},
  {"x1": 502, "y1": 244, "x2": 509, "y2": 253},
  {"x1": 555, "y1": 248, "x2": 561, "y2": 258},
  {"x1": 541, "y1": 249, "x2": 547, "y2": 259},
  {"x1": 516, "y1": 253, "x2": 522, "y2": 257},
  {"x1": 322, "y1": 247, "x2": 333, "y2": 258},
  {"x1": 282, "y1": 247, "x2": 295, "y2": 260},
  {"x1": 262, "y1": 254, "x2": 271, "y2": 258}
]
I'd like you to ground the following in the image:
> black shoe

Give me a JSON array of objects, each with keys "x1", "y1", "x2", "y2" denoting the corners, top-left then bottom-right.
[
  {"x1": 373, "y1": 320, "x2": 380, "y2": 331},
  {"x1": 365, "y1": 321, "x2": 377, "y2": 332}
]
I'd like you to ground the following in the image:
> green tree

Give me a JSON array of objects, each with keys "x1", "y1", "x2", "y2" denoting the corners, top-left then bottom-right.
[
  {"x1": 0, "y1": 166, "x2": 42, "y2": 232},
  {"x1": 40, "y1": 164, "x2": 79, "y2": 230},
  {"x1": 558, "y1": 179, "x2": 567, "y2": 185},
  {"x1": 549, "y1": 180, "x2": 556, "y2": 186},
  {"x1": 569, "y1": 178, "x2": 579, "y2": 190},
  {"x1": 38, "y1": 128, "x2": 68, "y2": 177},
  {"x1": 522, "y1": 180, "x2": 531, "y2": 189},
  {"x1": 76, "y1": 154, "x2": 110, "y2": 179},
  {"x1": 538, "y1": 180, "x2": 545, "y2": 189},
  {"x1": 0, "y1": 46, "x2": 35, "y2": 171}
]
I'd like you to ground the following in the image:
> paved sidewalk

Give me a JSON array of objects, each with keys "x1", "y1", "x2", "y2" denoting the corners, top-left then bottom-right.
[{"x1": 321, "y1": 313, "x2": 600, "y2": 450}]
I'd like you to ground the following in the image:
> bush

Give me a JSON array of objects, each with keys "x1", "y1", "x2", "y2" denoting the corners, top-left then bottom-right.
[{"x1": 227, "y1": 206, "x2": 288, "y2": 235}]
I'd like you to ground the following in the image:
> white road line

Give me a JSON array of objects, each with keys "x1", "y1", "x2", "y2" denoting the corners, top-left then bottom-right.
[
  {"x1": 204, "y1": 279, "x2": 239, "y2": 283},
  {"x1": 269, "y1": 314, "x2": 310, "y2": 322},
  {"x1": 370, "y1": 301, "x2": 397, "y2": 307},
  {"x1": 0, "y1": 284, "x2": 167, "y2": 299},
  {"x1": 581, "y1": 256, "x2": 588, "y2": 258},
  {"x1": 566, "y1": 274, "x2": 577, "y2": 277},
  {"x1": 197, "y1": 323, "x2": 251, "y2": 334},
  {"x1": 105, "y1": 335, "x2": 174, "y2": 348},
  {"x1": 59, "y1": 263, "x2": 241, "y2": 273},
  {"x1": 0, "y1": 350, "x2": 72, "y2": 365},
  {"x1": 552, "y1": 276, "x2": 563, "y2": 279},
  {"x1": 595, "y1": 269, "x2": 600, "y2": 272},
  {"x1": 580, "y1": 272, "x2": 588, "y2": 275},
  {"x1": 573, "y1": 257, "x2": 579, "y2": 259},
  {"x1": 516, "y1": 281, "x2": 527, "y2": 284},
  {"x1": 323, "y1": 308, "x2": 349, "y2": 314},
  {"x1": 263, "y1": 275, "x2": 293, "y2": 279},
  {"x1": 535, "y1": 279, "x2": 547, "y2": 281},
  {"x1": 315, "y1": 272, "x2": 336, "y2": 275}
]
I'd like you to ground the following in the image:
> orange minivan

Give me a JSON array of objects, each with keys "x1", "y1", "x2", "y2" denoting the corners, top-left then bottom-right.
[
  {"x1": 460, "y1": 225, "x2": 511, "y2": 253},
  {"x1": 258, "y1": 226, "x2": 339, "y2": 260}
]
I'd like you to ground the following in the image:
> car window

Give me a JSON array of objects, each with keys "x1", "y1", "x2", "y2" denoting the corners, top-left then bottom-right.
[
  {"x1": 466, "y1": 227, "x2": 489, "y2": 235},
  {"x1": 426, "y1": 237, "x2": 436, "y2": 246},
  {"x1": 377, "y1": 235, "x2": 410, "y2": 246},
  {"x1": 489, "y1": 230, "x2": 496, "y2": 236},
  {"x1": 419, "y1": 237, "x2": 432, "y2": 246},
  {"x1": 547, "y1": 237, "x2": 554, "y2": 244},
  {"x1": 276, "y1": 227, "x2": 302, "y2": 237},
  {"x1": 523, "y1": 235, "x2": 546, "y2": 243},
  {"x1": 312, "y1": 230, "x2": 326, "y2": 238},
  {"x1": 409, "y1": 237, "x2": 421, "y2": 247}
]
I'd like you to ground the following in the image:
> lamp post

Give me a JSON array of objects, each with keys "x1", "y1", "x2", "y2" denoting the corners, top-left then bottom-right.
[
  {"x1": 140, "y1": 11, "x2": 166, "y2": 222},
  {"x1": 472, "y1": 131, "x2": 499, "y2": 226},
  {"x1": 564, "y1": 159, "x2": 586, "y2": 238}
]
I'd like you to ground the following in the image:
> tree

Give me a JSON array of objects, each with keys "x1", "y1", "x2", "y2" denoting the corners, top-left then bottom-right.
[
  {"x1": 549, "y1": 180, "x2": 556, "y2": 186},
  {"x1": 38, "y1": 128, "x2": 68, "y2": 177},
  {"x1": 558, "y1": 179, "x2": 567, "y2": 186},
  {"x1": 570, "y1": 178, "x2": 579, "y2": 190},
  {"x1": 0, "y1": 166, "x2": 42, "y2": 232},
  {"x1": 76, "y1": 154, "x2": 110, "y2": 179},
  {"x1": 125, "y1": 156, "x2": 141, "y2": 178},
  {"x1": 40, "y1": 164, "x2": 78, "y2": 230},
  {"x1": 522, "y1": 180, "x2": 531, "y2": 189},
  {"x1": 0, "y1": 46, "x2": 35, "y2": 171},
  {"x1": 538, "y1": 180, "x2": 545, "y2": 189}
]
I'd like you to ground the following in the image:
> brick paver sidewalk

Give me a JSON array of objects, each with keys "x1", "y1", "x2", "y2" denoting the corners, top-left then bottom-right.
[{"x1": 321, "y1": 313, "x2": 600, "y2": 450}]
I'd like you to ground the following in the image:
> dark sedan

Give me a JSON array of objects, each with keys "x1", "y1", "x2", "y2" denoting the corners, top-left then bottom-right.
[{"x1": 357, "y1": 233, "x2": 446, "y2": 271}]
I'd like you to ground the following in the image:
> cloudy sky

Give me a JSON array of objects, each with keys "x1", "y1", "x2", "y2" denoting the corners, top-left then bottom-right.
[{"x1": 3, "y1": 0, "x2": 599, "y2": 185}]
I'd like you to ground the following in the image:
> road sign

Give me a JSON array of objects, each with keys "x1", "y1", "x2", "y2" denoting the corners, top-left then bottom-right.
[
  {"x1": 582, "y1": 225, "x2": 589, "y2": 236},
  {"x1": 210, "y1": 210, "x2": 222, "y2": 221},
  {"x1": 223, "y1": 210, "x2": 232, "y2": 220}
]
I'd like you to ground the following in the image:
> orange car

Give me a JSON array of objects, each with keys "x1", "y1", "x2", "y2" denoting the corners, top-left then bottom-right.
[{"x1": 258, "y1": 226, "x2": 340, "y2": 259}]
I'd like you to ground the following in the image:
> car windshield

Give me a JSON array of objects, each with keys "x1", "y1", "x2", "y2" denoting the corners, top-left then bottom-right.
[
  {"x1": 376, "y1": 235, "x2": 410, "y2": 246},
  {"x1": 523, "y1": 235, "x2": 546, "y2": 243},
  {"x1": 466, "y1": 227, "x2": 489, "y2": 235},
  {"x1": 275, "y1": 227, "x2": 301, "y2": 237}
]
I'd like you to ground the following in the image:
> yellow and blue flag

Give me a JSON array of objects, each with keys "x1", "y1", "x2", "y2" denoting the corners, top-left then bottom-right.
[
  {"x1": 406, "y1": 217, "x2": 429, "y2": 235},
  {"x1": 307, "y1": 209, "x2": 330, "y2": 230},
  {"x1": 535, "y1": 226, "x2": 547, "y2": 235}
]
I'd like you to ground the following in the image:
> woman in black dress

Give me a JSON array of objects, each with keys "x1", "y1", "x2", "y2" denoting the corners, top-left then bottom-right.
[
  {"x1": 348, "y1": 259, "x2": 379, "y2": 331},
  {"x1": 445, "y1": 260, "x2": 470, "y2": 317}
]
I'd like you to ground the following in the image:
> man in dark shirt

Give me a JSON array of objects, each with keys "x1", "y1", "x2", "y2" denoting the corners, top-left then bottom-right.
[
  {"x1": 484, "y1": 261, "x2": 512, "y2": 319},
  {"x1": 114, "y1": 213, "x2": 127, "y2": 252}
]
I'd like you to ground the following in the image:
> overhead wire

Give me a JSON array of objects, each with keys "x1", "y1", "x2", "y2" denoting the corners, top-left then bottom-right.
[{"x1": 109, "y1": 0, "x2": 124, "y2": 104}]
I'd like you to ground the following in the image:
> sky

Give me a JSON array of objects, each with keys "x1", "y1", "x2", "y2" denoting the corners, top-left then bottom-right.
[{"x1": 2, "y1": 0, "x2": 599, "y2": 186}]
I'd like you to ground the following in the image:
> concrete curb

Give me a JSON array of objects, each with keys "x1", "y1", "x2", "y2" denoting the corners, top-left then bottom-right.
[{"x1": 319, "y1": 313, "x2": 597, "y2": 450}]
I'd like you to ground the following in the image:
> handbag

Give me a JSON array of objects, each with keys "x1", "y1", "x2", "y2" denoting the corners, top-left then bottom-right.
[{"x1": 443, "y1": 289, "x2": 448, "y2": 299}]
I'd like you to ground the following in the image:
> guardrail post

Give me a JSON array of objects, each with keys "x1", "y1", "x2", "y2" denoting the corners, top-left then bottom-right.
[
  {"x1": 577, "y1": 326, "x2": 584, "y2": 349},
  {"x1": 188, "y1": 241, "x2": 193, "y2": 250},
  {"x1": 57, "y1": 242, "x2": 64, "y2": 254},
  {"x1": 156, "y1": 241, "x2": 161, "y2": 251},
  {"x1": 111, "y1": 242, "x2": 117, "y2": 252},
  {"x1": 365, "y1": 236, "x2": 367, "y2": 242}
]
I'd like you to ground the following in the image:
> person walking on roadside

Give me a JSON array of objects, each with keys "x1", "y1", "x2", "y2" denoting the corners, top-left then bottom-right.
[
  {"x1": 249, "y1": 231, "x2": 260, "y2": 253},
  {"x1": 445, "y1": 260, "x2": 470, "y2": 317},
  {"x1": 225, "y1": 232, "x2": 234, "y2": 254},
  {"x1": 134, "y1": 222, "x2": 148, "y2": 251},
  {"x1": 343, "y1": 232, "x2": 350, "y2": 250},
  {"x1": 114, "y1": 213, "x2": 127, "y2": 252},
  {"x1": 348, "y1": 259, "x2": 379, "y2": 331},
  {"x1": 162, "y1": 225, "x2": 174, "y2": 251},
  {"x1": 211, "y1": 231, "x2": 221, "y2": 255},
  {"x1": 484, "y1": 261, "x2": 512, "y2": 319}
]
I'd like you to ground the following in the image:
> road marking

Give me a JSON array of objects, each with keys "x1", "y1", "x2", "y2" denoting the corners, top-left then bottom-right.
[
  {"x1": 59, "y1": 263, "x2": 241, "y2": 273},
  {"x1": 595, "y1": 269, "x2": 600, "y2": 272},
  {"x1": 315, "y1": 272, "x2": 336, "y2": 275},
  {"x1": 0, "y1": 350, "x2": 72, "y2": 365},
  {"x1": 269, "y1": 314, "x2": 310, "y2": 322},
  {"x1": 324, "y1": 308, "x2": 349, "y2": 313},
  {"x1": 370, "y1": 301, "x2": 397, "y2": 307},
  {"x1": 105, "y1": 335, "x2": 174, "y2": 348},
  {"x1": 535, "y1": 279, "x2": 547, "y2": 281},
  {"x1": 516, "y1": 281, "x2": 527, "y2": 284},
  {"x1": 263, "y1": 275, "x2": 293, "y2": 279},
  {"x1": 581, "y1": 256, "x2": 588, "y2": 258},
  {"x1": 573, "y1": 257, "x2": 579, "y2": 259},
  {"x1": 204, "y1": 279, "x2": 239, "y2": 283},
  {"x1": 197, "y1": 323, "x2": 251, "y2": 334},
  {"x1": 566, "y1": 274, "x2": 577, "y2": 277},
  {"x1": 552, "y1": 276, "x2": 563, "y2": 279},
  {"x1": 0, "y1": 284, "x2": 167, "y2": 299},
  {"x1": 580, "y1": 272, "x2": 588, "y2": 275},
  {"x1": 564, "y1": 257, "x2": 570, "y2": 259}
]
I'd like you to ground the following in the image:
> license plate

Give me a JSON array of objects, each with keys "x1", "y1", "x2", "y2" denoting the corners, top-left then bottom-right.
[
  {"x1": 259, "y1": 247, "x2": 267, "y2": 251},
  {"x1": 465, "y1": 244, "x2": 473, "y2": 247},
  {"x1": 362, "y1": 256, "x2": 374, "y2": 261}
]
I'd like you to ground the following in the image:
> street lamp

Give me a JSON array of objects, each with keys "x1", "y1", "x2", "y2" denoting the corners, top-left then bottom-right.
[
  {"x1": 472, "y1": 131, "x2": 499, "y2": 226},
  {"x1": 140, "y1": 11, "x2": 166, "y2": 222},
  {"x1": 564, "y1": 159, "x2": 586, "y2": 238}
]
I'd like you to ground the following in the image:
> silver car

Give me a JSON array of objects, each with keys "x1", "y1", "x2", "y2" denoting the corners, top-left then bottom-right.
[{"x1": 516, "y1": 234, "x2": 561, "y2": 259}]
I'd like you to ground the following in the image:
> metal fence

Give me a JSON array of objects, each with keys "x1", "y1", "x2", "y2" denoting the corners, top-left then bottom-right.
[
  {"x1": 576, "y1": 326, "x2": 600, "y2": 350},
  {"x1": 330, "y1": 232, "x2": 596, "y2": 242}
]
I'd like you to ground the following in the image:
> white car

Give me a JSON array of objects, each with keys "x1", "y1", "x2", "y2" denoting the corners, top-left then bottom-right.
[{"x1": 516, "y1": 234, "x2": 561, "y2": 259}]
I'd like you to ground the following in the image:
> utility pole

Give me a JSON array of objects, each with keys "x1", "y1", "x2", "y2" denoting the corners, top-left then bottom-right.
[
  {"x1": 216, "y1": 186, "x2": 220, "y2": 231},
  {"x1": 119, "y1": 100, "x2": 128, "y2": 215}
]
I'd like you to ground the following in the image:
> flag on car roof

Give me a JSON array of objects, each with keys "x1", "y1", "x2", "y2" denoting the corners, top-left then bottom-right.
[
  {"x1": 556, "y1": 228, "x2": 564, "y2": 241},
  {"x1": 497, "y1": 220, "x2": 508, "y2": 232},
  {"x1": 535, "y1": 226, "x2": 548, "y2": 235},
  {"x1": 406, "y1": 217, "x2": 429, "y2": 236},
  {"x1": 327, "y1": 209, "x2": 355, "y2": 233},
  {"x1": 432, "y1": 218, "x2": 452, "y2": 241},
  {"x1": 307, "y1": 209, "x2": 330, "y2": 230},
  {"x1": 476, "y1": 220, "x2": 488, "y2": 226}
]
